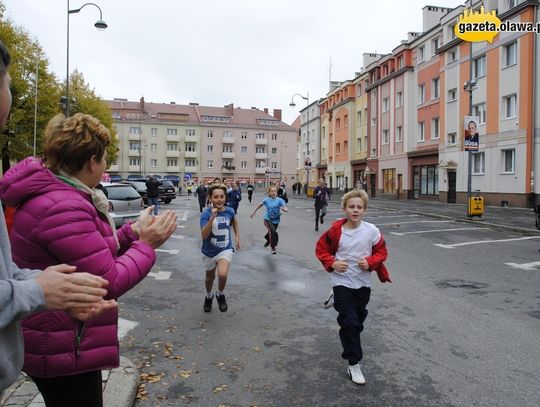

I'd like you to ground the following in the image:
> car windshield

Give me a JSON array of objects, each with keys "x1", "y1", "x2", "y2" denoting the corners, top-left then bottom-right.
[
  {"x1": 105, "y1": 185, "x2": 141, "y2": 200},
  {"x1": 161, "y1": 181, "x2": 174, "y2": 188},
  {"x1": 129, "y1": 181, "x2": 147, "y2": 190}
]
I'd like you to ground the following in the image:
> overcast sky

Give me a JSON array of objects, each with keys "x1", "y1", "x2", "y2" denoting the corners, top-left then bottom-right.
[{"x1": 3, "y1": 0, "x2": 465, "y2": 124}]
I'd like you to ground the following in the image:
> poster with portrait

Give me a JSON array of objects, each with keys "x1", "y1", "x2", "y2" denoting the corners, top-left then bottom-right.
[{"x1": 464, "y1": 115, "x2": 480, "y2": 151}]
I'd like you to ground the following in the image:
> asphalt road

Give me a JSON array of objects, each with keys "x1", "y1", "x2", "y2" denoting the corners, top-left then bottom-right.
[{"x1": 118, "y1": 193, "x2": 540, "y2": 407}]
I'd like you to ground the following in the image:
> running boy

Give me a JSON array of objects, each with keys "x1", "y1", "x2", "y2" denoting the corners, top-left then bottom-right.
[
  {"x1": 200, "y1": 184, "x2": 240, "y2": 312},
  {"x1": 250, "y1": 186, "x2": 288, "y2": 254},
  {"x1": 315, "y1": 189, "x2": 391, "y2": 385}
]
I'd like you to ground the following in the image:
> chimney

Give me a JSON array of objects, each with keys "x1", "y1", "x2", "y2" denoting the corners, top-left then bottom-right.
[
  {"x1": 263, "y1": 108, "x2": 269, "y2": 114},
  {"x1": 189, "y1": 102, "x2": 199, "y2": 106},
  {"x1": 273, "y1": 109, "x2": 282, "y2": 121},
  {"x1": 225, "y1": 103, "x2": 234, "y2": 116}
]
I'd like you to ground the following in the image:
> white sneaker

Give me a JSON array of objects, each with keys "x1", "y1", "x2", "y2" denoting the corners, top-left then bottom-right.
[{"x1": 347, "y1": 363, "x2": 366, "y2": 385}]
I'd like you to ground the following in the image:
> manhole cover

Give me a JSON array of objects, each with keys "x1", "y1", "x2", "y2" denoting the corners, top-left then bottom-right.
[{"x1": 435, "y1": 279, "x2": 489, "y2": 289}]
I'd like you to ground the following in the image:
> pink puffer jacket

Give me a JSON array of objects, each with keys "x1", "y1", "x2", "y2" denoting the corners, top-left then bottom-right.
[{"x1": 0, "y1": 157, "x2": 156, "y2": 378}]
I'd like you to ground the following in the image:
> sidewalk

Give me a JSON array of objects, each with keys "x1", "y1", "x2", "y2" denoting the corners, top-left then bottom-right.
[
  {"x1": 290, "y1": 193, "x2": 540, "y2": 234},
  {"x1": 0, "y1": 357, "x2": 138, "y2": 407}
]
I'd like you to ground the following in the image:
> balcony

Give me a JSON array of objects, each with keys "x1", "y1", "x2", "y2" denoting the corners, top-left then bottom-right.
[
  {"x1": 128, "y1": 149, "x2": 141, "y2": 157},
  {"x1": 222, "y1": 136, "x2": 236, "y2": 144},
  {"x1": 184, "y1": 150, "x2": 198, "y2": 158},
  {"x1": 129, "y1": 165, "x2": 141, "y2": 172},
  {"x1": 184, "y1": 165, "x2": 198, "y2": 172},
  {"x1": 255, "y1": 138, "x2": 267, "y2": 145},
  {"x1": 222, "y1": 152, "x2": 235, "y2": 159},
  {"x1": 166, "y1": 166, "x2": 181, "y2": 172},
  {"x1": 166, "y1": 150, "x2": 180, "y2": 158},
  {"x1": 128, "y1": 133, "x2": 142, "y2": 141},
  {"x1": 184, "y1": 134, "x2": 198, "y2": 143},
  {"x1": 166, "y1": 134, "x2": 180, "y2": 142},
  {"x1": 222, "y1": 165, "x2": 235, "y2": 173},
  {"x1": 255, "y1": 167, "x2": 267, "y2": 175},
  {"x1": 255, "y1": 153, "x2": 267, "y2": 160}
]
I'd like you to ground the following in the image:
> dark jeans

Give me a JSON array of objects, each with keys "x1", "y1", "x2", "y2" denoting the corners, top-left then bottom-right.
[
  {"x1": 198, "y1": 199, "x2": 206, "y2": 213},
  {"x1": 148, "y1": 196, "x2": 159, "y2": 215},
  {"x1": 314, "y1": 205, "x2": 326, "y2": 228},
  {"x1": 31, "y1": 371, "x2": 103, "y2": 407},
  {"x1": 248, "y1": 190, "x2": 253, "y2": 203},
  {"x1": 333, "y1": 285, "x2": 371, "y2": 365},
  {"x1": 263, "y1": 220, "x2": 279, "y2": 248}
]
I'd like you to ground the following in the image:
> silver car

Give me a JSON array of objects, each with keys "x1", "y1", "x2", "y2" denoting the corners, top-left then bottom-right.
[{"x1": 100, "y1": 183, "x2": 143, "y2": 228}]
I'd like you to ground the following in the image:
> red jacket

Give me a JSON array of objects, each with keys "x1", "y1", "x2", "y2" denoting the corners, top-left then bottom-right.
[{"x1": 315, "y1": 218, "x2": 391, "y2": 283}]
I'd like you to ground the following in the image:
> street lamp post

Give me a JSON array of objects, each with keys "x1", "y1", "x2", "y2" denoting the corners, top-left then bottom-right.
[
  {"x1": 279, "y1": 141, "x2": 287, "y2": 185},
  {"x1": 464, "y1": 0, "x2": 475, "y2": 217},
  {"x1": 66, "y1": 0, "x2": 107, "y2": 117},
  {"x1": 290, "y1": 92, "x2": 309, "y2": 190}
]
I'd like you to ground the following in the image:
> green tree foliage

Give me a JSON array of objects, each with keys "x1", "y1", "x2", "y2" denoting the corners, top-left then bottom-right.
[{"x1": 0, "y1": 1, "x2": 118, "y2": 170}]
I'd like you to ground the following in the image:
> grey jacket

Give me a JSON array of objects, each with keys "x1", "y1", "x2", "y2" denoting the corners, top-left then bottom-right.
[{"x1": 0, "y1": 205, "x2": 44, "y2": 391}]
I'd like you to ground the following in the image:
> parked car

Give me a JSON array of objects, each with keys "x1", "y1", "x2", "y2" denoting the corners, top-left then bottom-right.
[
  {"x1": 123, "y1": 181, "x2": 148, "y2": 205},
  {"x1": 100, "y1": 182, "x2": 143, "y2": 228},
  {"x1": 159, "y1": 180, "x2": 177, "y2": 204}
]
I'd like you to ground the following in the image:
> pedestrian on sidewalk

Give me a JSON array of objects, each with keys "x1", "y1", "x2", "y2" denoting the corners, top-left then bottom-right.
[
  {"x1": 195, "y1": 182, "x2": 208, "y2": 213},
  {"x1": 200, "y1": 184, "x2": 240, "y2": 313},
  {"x1": 314, "y1": 178, "x2": 330, "y2": 231},
  {"x1": 247, "y1": 182, "x2": 254, "y2": 203},
  {"x1": 0, "y1": 40, "x2": 113, "y2": 395},
  {"x1": 226, "y1": 181, "x2": 242, "y2": 214},
  {"x1": 0, "y1": 112, "x2": 177, "y2": 406},
  {"x1": 250, "y1": 186, "x2": 288, "y2": 254},
  {"x1": 315, "y1": 189, "x2": 391, "y2": 385}
]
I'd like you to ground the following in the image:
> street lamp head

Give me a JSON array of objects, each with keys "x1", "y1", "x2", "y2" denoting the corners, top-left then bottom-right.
[
  {"x1": 289, "y1": 102, "x2": 296, "y2": 107},
  {"x1": 94, "y1": 19, "x2": 107, "y2": 30}
]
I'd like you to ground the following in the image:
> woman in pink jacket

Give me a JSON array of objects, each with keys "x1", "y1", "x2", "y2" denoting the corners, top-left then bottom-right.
[{"x1": 0, "y1": 113, "x2": 177, "y2": 407}]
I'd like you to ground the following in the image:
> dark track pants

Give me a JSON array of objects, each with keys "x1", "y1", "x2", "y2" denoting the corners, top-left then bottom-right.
[
  {"x1": 263, "y1": 220, "x2": 279, "y2": 248},
  {"x1": 31, "y1": 370, "x2": 103, "y2": 407}
]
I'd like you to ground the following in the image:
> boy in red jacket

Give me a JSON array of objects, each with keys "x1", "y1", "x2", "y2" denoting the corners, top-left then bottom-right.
[{"x1": 316, "y1": 189, "x2": 390, "y2": 385}]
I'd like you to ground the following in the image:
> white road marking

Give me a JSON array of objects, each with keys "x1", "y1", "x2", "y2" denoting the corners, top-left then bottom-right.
[
  {"x1": 391, "y1": 227, "x2": 489, "y2": 236},
  {"x1": 156, "y1": 248, "x2": 180, "y2": 254},
  {"x1": 148, "y1": 271, "x2": 172, "y2": 280},
  {"x1": 376, "y1": 220, "x2": 453, "y2": 226},
  {"x1": 170, "y1": 235, "x2": 185, "y2": 239},
  {"x1": 434, "y1": 236, "x2": 540, "y2": 249},
  {"x1": 505, "y1": 261, "x2": 540, "y2": 270},
  {"x1": 118, "y1": 317, "x2": 139, "y2": 339},
  {"x1": 367, "y1": 214, "x2": 420, "y2": 219},
  {"x1": 181, "y1": 211, "x2": 189, "y2": 221}
]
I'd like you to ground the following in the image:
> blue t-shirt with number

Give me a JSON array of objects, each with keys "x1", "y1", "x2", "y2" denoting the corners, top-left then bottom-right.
[
  {"x1": 262, "y1": 197, "x2": 286, "y2": 224},
  {"x1": 200, "y1": 206, "x2": 236, "y2": 257}
]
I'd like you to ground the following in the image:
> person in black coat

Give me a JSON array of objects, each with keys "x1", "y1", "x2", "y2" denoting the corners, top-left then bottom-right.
[
  {"x1": 195, "y1": 183, "x2": 209, "y2": 213},
  {"x1": 145, "y1": 176, "x2": 161, "y2": 215}
]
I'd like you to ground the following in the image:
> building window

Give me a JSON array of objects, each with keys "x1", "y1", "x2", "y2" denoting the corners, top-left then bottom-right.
[
  {"x1": 448, "y1": 48, "x2": 457, "y2": 63},
  {"x1": 472, "y1": 152, "x2": 485, "y2": 174},
  {"x1": 432, "y1": 78, "x2": 440, "y2": 99},
  {"x1": 185, "y1": 144, "x2": 196, "y2": 152},
  {"x1": 432, "y1": 118, "x2": 440, "y2": 139},
  {"x1": 166, "y1": 143, "x2": 178, "y2": 151},
  {"x1": 271, "y1": 133, "x2": 277, "y2": 141},
  {"x1": 223, "y1": 131, "x2": 233, "y2": 139},
  {"x1": 432, "y1": 37, "x2": 439, "y2": 54},
  {"x1": 241, "y1": 132, "x2": 247, "y2": 139},
  {"x1": 151, "y1": 128, "x2": 157, "y2": 136},
  {"x1": 336, "y1": 118, "x2": 341, "y2": 129},
  {"x1": 129, "y1": 127, "x2": 141, "y2": 135},
  {"x1": 167, "y1": 128, "x2": 177, "y2": 136},
  {"x1": 129, "y1": 142, "x2": 140, "y2": 150},
  {"x1": 150, "y1": 159, "x2": 157, "y2": 168},
  {"x1": 207, "y1": 160, "x2": 213, "y2": 168},
  {"x1": 448, "y1": 25, "x2": 457, "y2": 41},
  {"x1": 473, "y1": 55, "x2": 486, "y2": 78},
  {"x1": 255, "y1": 132, "x2": 265, "y2": 139},
  {"x1": 207, "y1": 130, "x2": 213, "y2": 138},
  {"x1": 397, "y1": 55, "x2": 403, "y2": 69},
  {"x1": 448, "y1": 88, "x2": 457, "y2": 102},
  {"x1": 207, "y1": 145, "x2": 213, "y2": 153},
  {"x1": 222, "y1": 145, "x2": 233, "y2": 153},
  {"x1": 396, "y1": 126, "x2": 403, "y2": 142},
  {"x1": 357, "y1": 111, "x2": 362, "y2": 124},
  {"x1": 357, "y1": 83, "x2": 362, "y2": 94},
  {"x1": 241, "y1": 146, "x2": 247, "y2": 154},
  {"x1": 396, "y1": 91, "x2": 403, "y2": 107},
  {"x1": 129, "y1": 158, "x2": 140, "y2": 166},
  {"x1": 508, "y1": 0, "x2": 518, "y2": 8},
  {"x1": 356, "y1": 137, "x2": 362, "y2": 151},
  {"x1": 185, "y1": 159, "x2": 196, "y2": 167},
  {"x1": 419, "y1": 84, "x2": 425, "y2": 104},
  {"x1": 418, "y1": 45, "x2": 425, "y2": 63},
  {"x1": 418, "y1": 122, "x2": 425, "y2": 141},
  {"x1": 473, "y1": 103, "x2": 487, "y2": 124},
  {"x1": 344, "y1": 115, "x2": 348, "y2": 127},
  {"x1": 186, "y1": 129, "x2": 195, "y2": 136},
  {"x1": 504, "y1": 41, "x2": 517, "y2": 66},
  {"x1": 255, "y1": 146, "x2": 266, "y2": 154},
  {"x1": 447, "y1": 132, "x2": 457, "y2": 145},
  {"x1": 503, "y1": 94, "x2": 517, "y2": 118},
  {"x1": 167, "y1": 159, "x2": 178, "y2": 167},
  {"x1": 382, "y1": 97, "x2": 390, "y2": 112},
  {"x1": 271, "y1": 147, "x2": 277, "y2": 155},
  {"x1": 383, "y1": 129, "x2": 389, "y2": 144},
  {"x1": 241, "y1": 161, "x2": 247, "y2": 169},
  {"x1": 150, "y1": 143, "x2": 157, "y2": 151},
  {"x1": 417, "y1": 165, "x2": 439, "y2": 195},
  {"x1": 336, "y1": 143, "x2": 341, "y2": 154},
  {"x1": 271, "y1": 162, "x2": 277, "y2": 169},
  {"x1": 502, "y1": 149, "x2": 515, "y2": 173}
]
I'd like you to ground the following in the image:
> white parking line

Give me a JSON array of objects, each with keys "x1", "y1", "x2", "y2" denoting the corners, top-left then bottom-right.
[
  {"x1": 434, "y1": 236, "x2": 540, "y2": 249},
  {"x1": 391, "y1": 227, "x2": 489, "y2": 236},
  {"x1": 376, "y1": 220, "x2": 453, "y2": 226},
  {"x1": 148, "y1": 271, "x2": 172, "y2": 280},
  {"x1": 505, "y1": 261, "x2": 540, "y2": 270},
  {"x1": 156, "y1": 248, "x2": 179, "y2": 254}
]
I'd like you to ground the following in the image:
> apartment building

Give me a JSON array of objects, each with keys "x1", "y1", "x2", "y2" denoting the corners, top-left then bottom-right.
[
  {"x1": 298, "y1": 100, "x2": 321, "y2": 187},
  {"x1": 107, "y1": 99, "x2": 298, "y2": 188}
]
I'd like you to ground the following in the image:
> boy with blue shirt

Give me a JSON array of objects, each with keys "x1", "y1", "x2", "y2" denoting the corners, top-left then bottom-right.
[
  {"x1": 200, "y1": 184, "x2": 240, "y2": 312},
  {"x1": 250, "y1": 186, "x2": 288, "y2": 254}
]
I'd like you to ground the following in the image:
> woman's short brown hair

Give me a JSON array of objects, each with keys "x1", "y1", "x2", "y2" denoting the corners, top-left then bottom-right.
[{"x1": 42, "y1": 113, "x2": 110, "y2": 174}]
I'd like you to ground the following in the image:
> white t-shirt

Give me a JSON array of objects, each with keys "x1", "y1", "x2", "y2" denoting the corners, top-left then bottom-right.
[{"x1": 330, "y1": 221, "x2": 381, "y2": 289}]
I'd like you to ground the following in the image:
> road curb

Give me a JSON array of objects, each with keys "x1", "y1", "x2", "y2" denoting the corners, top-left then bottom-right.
[{"x1": 103, "y1": 357, "x2": 140, "y2": 407}]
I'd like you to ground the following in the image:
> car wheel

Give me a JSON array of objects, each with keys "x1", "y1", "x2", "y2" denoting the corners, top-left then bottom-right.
[{"x1": 165, "y1": 199, "x2": 171, "y2": 204}]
